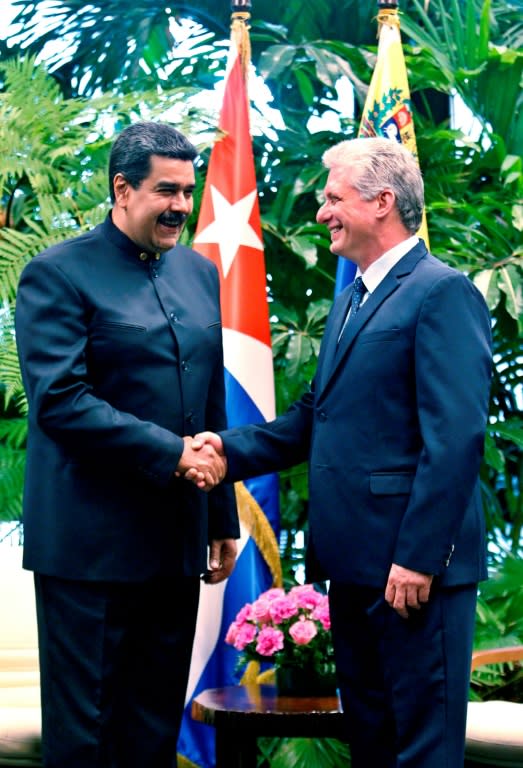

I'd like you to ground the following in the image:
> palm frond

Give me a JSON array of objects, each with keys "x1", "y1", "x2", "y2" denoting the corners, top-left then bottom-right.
[{"x1": 0, "y1": 444, "x2": 24, "y2": 522}]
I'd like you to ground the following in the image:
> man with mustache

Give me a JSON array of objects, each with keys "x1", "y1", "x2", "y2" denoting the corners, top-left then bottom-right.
[{"x1": 15, "y1": 121, "x2": 238, "y2": 768}]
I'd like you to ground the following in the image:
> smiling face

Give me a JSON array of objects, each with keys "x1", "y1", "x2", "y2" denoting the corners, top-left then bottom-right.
[
  {"x1": 316, "y1": 165, "x2": 380, "y2": 269},
  {"x1": 112, "y1": 155, "x2": 195, "y2": 253}
]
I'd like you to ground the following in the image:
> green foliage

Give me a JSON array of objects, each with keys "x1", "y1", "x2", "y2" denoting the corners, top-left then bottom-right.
[
  {"x1": 476, "y1": 555, "x2": 523, "y2": 646},
  {"x1": 472, "y1": 555, "x2": 523, "y2": 701},
  {"x1": 400, "y1": 0, "x2": 523, "y2": 154},
  {"x1": 257, "y1": 34, "x2": 371, "y2": 114},
  {"x1": 5, "y1": 0, "x2": 378, "y2": 98},
  {"x1": 258, "y1": 736, "x2": 350, "y2": 768}
]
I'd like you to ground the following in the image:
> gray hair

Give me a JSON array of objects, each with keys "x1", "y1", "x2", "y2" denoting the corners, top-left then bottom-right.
[{"x1": 322, "y1": 137, "x2": 424, "y2": 233}]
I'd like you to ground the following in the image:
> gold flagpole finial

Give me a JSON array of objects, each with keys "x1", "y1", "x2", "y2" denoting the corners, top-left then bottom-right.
[
  {"x1": 377, "y1": 0, "x2": 400, "y2": 34},
  {"x1": 230, "y1": 0, "x2": 252, "y2": 81}
]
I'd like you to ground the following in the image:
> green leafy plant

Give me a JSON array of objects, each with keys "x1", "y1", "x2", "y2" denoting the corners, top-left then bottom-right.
[
  {"x1": 258, "y1": 736, "x2": 350, "y2": 768},
  {"x1": 472, "y1": 555, "x2": 523, "y2": 701}
]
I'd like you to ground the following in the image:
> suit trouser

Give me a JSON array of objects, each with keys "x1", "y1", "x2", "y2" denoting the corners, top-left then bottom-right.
[
  {"x1": 329, "y1": 580, "x2": 477, "y2": 768},
  {"x1": 34, "y1": 571, "x2": 200, "y2": 768}
]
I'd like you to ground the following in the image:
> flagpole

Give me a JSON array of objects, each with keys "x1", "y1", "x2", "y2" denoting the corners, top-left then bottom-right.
[{"x1": 230, "y1": 0, "x2": 252, "y2": 80}]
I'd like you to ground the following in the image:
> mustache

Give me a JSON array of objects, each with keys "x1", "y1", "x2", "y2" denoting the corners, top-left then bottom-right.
[{"x1": 158, "y1": 211, "x2": 187, "y2": 227}]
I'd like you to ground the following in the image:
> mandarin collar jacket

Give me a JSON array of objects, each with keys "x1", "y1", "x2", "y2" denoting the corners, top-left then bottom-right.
[{"x1": 16, "y1": 214, "x2": 239, "y2": 581}]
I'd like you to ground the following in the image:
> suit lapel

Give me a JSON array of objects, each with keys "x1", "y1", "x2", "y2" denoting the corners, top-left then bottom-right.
[
  {"x1": 319, "y1": 284, "x2": 354, "y2": 386},
  {"x1": 317, "y1": 242, "x2": 427, "y2": 401}
]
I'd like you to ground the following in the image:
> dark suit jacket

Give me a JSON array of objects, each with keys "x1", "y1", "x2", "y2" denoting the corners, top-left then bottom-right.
[
  {"x1": 16, "y1": 215, "x2": 239, "y2": 582},
  {"x1": 222, "y1": 242, "x2": 492, "y2": 587}
]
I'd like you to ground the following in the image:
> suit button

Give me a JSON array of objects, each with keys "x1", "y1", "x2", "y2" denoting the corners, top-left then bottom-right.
[
  {"x1": 186, "y1": 411, "x2": 194, "y2": 424},
  {"x1": 181, "y1": 361, "x2": 189, "y2": 372},
  {"x1": 317, "y1": 410, "x2": 327, "y2": 422},
  {"x1": 170, "y1": 312, "x2": 178, "y2": 323}
]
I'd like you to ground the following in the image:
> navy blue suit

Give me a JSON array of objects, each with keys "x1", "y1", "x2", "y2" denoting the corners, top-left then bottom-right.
[
  {"x1": 15, "y1": 215, "x2": 239, "y2": 767},
  {"x1": 221, "y1": 241, "x2": 492, "y2": 767}
]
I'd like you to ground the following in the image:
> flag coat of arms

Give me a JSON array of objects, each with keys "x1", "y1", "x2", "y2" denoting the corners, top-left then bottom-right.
[{"x1": 177, "y1": 22, "x2": 281, "y2": 768}]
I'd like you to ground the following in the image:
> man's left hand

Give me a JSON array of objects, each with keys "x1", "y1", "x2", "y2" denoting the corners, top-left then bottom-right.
[
  {"x1": 385, "y1": 563, "x2": 433, "y2": 619},
  {"x1": 203, "y1": 538, "x2": 237, "y2": 584}
]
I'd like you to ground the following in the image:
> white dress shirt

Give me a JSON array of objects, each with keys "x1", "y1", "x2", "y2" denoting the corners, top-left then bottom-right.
[
  {"x1": 357, "y1": 235, "x2": 419, "y2": 304},
  {"x1": 338, "y1": 236, "x2": 419, "y2": 341}
]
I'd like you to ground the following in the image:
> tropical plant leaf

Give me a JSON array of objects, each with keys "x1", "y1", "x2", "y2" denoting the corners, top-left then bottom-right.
[{"x1": 269, "y1": 736, "x2": 350, "y2": 768}]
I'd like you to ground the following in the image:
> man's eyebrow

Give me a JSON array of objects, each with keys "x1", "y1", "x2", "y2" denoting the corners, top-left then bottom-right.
[{"x1": 154, "y1": 181, "x2": 195, "y2": 191}]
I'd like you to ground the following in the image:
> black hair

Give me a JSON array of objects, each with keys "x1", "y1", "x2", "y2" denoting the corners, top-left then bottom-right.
[{"x1": 108, "y1": 122, "x2": 197, "y2": 202}]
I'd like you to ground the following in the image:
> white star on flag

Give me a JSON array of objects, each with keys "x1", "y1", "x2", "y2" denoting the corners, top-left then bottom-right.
[{"x1": 194, "y1": 185, "x2": 263, "y2": 278}]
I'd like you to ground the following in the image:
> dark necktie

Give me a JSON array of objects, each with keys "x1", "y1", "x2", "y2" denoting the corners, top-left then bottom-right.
[
  {"x1": 338, "y1": 276, "x2": 367, "y2": 342},
  {"x1": 349, "y1": 276, "x2": 367, "y2": 320}
]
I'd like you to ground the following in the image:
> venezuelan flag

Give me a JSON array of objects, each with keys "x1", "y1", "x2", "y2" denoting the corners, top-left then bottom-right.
[{"x1": 335, "y1": 1, "x2": 429, "y2": 295}]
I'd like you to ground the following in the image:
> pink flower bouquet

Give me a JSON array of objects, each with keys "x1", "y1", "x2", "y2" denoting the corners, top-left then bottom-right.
[{"x1": 225, "y1": 584, "x2": 335, "y2": 676}]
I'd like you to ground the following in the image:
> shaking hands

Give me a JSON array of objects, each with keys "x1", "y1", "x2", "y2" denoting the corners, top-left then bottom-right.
[{"x1": 176, "y1": 432, "x2": 226, "y2": 491}]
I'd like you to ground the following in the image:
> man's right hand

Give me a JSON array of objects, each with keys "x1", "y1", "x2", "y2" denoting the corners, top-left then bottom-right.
[
  {"x1": 176, "y1": 435, "x2": 226, "y2": 490},
  {"x1": 183, "y1": 432, "x2": 226, "y2": 491}
]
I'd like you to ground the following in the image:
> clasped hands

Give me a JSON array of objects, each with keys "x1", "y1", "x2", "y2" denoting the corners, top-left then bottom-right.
[
  {"x1": 177, "y1": 435, "x2": 434, "y2": 620},
  {"x1": 176, "y1": 433, "x2": 225, "y2": 491}
]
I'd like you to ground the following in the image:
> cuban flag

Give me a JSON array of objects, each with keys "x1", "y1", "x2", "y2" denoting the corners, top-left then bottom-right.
[{"x1": 177, "y1": 34, "x2": 281, "y2": 768}]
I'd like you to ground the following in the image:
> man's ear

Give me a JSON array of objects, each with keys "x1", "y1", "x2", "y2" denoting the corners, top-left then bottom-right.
[
  {"x1": 113, "y1": 173, "x2": 129, "y2": 207},
  {"x1": 376, "y1": 188, "x2": 396, "y2": 219}
]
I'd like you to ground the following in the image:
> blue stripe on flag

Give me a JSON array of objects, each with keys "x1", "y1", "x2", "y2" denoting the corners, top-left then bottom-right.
[
  {"x1": 178, "y1": 372, "x2": 278, "y2": 767},
  {"x1": 334, "y1": 256, "x2": 357, "y2": 296},
  {"x1": 224, "y1": 370, "x2": 279, "y2": 537}
]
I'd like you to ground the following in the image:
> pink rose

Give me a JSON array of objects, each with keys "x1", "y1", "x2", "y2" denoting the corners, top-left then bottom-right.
[
  {"x1": 311, "y1": 596, "x2": 331, "y2": 630},
  {"x1": 251, "y1": 597, "x2": 272, "y2": 624},
  {"x1": 289, "y1": 617, "x2": 318, "y2": 645},
  {"x1": 256, "y1": 626, "x2": 284, "y2": 656},
  {"x1": 233, "y1": 622, "x2": 257, "y2": 651},
  {"x1": 269, "y1": 595, "x2": 298, "y2": 624},
  {"x1": 225, "y1": 621, "x2": 239, "y2": 646},
  {"x1": 289, "y1": 584, "x2": 323, "y2": 611},
  {"x1": 260, "y1": 587, "x2": 285, "y2": 601},
  {"x1": 235, "y1": 603, "x2": 253, "y2": 623}
]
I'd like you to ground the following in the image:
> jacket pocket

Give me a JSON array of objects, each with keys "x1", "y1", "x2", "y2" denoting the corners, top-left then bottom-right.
[
  {"x1": 93, "y1": 322, "x2": 146, "y2": 334},
  {"x1": 370, "y1": 471, "x2": 414, "y2": 495},
  {"x1": 359, "y1": 329, "x2": 400, "y2": 344}
]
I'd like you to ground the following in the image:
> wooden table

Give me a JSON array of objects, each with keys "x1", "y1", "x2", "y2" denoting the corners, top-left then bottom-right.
[{"x1": 191, "y1": 684, "x2": 345, "y2": 768}]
